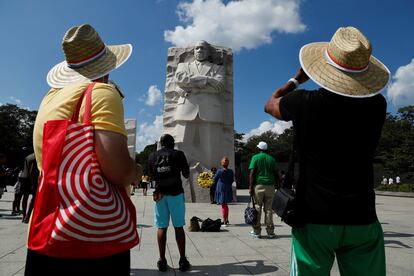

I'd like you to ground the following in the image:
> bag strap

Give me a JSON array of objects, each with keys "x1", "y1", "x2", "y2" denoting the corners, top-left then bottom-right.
[
  {"x1": 282, "y1": 143, "x2": 296, "y2": 189},
  {"x1": 249, "y1": 196, "x2": 256, "y2": 208},
  {"x1": 71, "y1": 82, "x2": 96, "y2": 123}
]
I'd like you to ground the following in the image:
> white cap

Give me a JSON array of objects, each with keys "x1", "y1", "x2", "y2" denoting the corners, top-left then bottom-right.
[{"x1": 257, "y1": 141, "x2": 268, "y2": 151}]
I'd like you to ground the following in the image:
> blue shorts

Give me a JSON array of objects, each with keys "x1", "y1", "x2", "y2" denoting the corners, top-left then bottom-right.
[{"x1": 154, "y1": 193, "x2": 185, "y2": 228}]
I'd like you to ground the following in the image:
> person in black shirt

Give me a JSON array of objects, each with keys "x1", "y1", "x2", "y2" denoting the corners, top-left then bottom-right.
[
  {"x1": 265, "y1": 27, "x2": 389, "y2": 276},
  {"x1": 148, "y1": 134, "x2": 190, "y2": 272},
  {"x1": 0, "y1": 153, "x2": 9, "y2": 203},
  {"x1": 21, "y1": 153, "x2": 40, "y2": 223}
]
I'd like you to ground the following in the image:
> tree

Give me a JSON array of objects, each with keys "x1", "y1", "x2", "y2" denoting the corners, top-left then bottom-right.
[
  {"x1": 234, "y1": 130, "x2": 245, "y2": 154},
  {"x1": 241, "y1": 128, "x2": 294, "y2": 163},
  {"x1": 375, "y1": 105, "x2": 414, "y2": 177},
  {"x1": 0, "y1": 104, "x2": 37, "y2": 168},
  {"x1": 135, "y1": 142, "x2": 157, "y2": 173}
]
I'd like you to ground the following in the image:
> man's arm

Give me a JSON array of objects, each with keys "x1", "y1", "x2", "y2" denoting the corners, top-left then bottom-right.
[
  {"x1": 264, "y1": 68, "x2": 309, "y2": 119},
  {"x1": 205, "y1": 65, "x2": 225, "y2": 91},
  {"x1": 95, "y1": 130, "x2": 142, "y2": 188},
  {"x1": 174, "y1": 63, "x2": 194, "y2": 88},
  {"x1": 175, "y1": 63, "x2": 225, "y2": 92},
  {"x1": 181, "y1": 152, "x2": 190, "y2": 179},
  {"x1": 249, "y1": 169, "x2": 255, "y2": 196}
]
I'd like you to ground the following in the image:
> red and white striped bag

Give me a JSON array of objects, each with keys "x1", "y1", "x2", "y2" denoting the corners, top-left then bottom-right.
[{"x1": 28, "y1": 82, "x2": 139, "y2": 258}]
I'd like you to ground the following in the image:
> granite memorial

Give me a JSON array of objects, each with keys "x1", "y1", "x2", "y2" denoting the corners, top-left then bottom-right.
[{"x1": 163, "y1": 41, "x2": 235, "y2": 202}]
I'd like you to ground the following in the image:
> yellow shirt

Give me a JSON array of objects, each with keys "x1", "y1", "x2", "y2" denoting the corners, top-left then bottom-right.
[
  {"x1": 142, "y1": 175, "x2": 150, "y2": 183},
  {"x1": 33, "y1": 82, "x2": 127, "y2": 171}
]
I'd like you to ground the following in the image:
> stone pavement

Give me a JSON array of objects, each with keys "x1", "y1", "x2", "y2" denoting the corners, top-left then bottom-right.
[{"x1": 0, "y1": 188, "x2": 413, "y2": 275}]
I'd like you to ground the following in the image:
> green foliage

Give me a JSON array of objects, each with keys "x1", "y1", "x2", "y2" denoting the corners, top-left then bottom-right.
[
  {"x1": 0, "y1": 104, "x2": 37, "y2": 168},
  {"x1": 376, "y1": 183, "x2": 414, "y2": 193},
  {"x1": 375, "y1": 105, "x2": 414, "y2": 176},
  {"x1": 135, "y1": 142, "x2": 157, "y2": 173},
  {"x1": 233, "y1": 130, "x2": 244, "y2": 153},
  {"x1": 235, "y1": 128, "x2": 293, "y2": 164}
]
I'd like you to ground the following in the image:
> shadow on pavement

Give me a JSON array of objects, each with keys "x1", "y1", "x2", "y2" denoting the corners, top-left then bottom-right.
[
  {"x1": 131, "y1": 259, "x2": 279, "y2": 275},
  {"x1": 0, "y1": 215, "x2": 23, "y2": 220},
  {"x1": 136, "y1": 224, "x2": 152, "y2": 228},
  {"x1": 383, "y1": 231, "x2": 414, "y2": 238},
  {"x1": 384, "y1": 240, "x2": 412, "y2": 248},
  {"x1": 383, "y1": 231, "x2": 413, "y2": 248},
  {"x1": 237, "y1": 195, "x2": 250, "y2": 203}
]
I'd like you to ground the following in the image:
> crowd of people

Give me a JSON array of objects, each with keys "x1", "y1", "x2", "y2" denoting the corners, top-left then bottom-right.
[
  {"x1": 0, "y1": 153, "x2": 38, "y2": 222},
  {"x1": 382, "y1": 175, "x2": 401, "y2": 185},
  {"x1": 0, "y1": 23, "x2": 391, "y2": 276}
]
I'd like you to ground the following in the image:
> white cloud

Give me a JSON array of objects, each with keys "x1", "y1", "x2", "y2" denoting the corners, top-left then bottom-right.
[
  {"x1": 164, "y1": 0, "x2": 306, "y2": 51},
  {"x1": 136, "y1": 115, "x2": 163, "y2": 152},
  {"x1": 387, "y1": 58, "x2": 414, "y2": 107},
  {"x1": 244, "y1": 120, "x2": 292, "y2": 141},
  {"x1": 9, "y1": 96, "x2": 22, "y2": 104},
  {"x1": 145, "y1": 85, "x2": 162, "y2": 106}
]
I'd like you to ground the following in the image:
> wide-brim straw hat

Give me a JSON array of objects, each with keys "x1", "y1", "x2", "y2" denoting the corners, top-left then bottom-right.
[
  {"x1": 299, "y1": 26, "x2": 390, "y2": 98},
  {"x1": 47, "y1": 24, "x2": 132, "y2": 88}
]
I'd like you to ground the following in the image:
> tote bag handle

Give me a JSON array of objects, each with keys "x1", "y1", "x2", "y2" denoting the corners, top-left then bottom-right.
[{"x1": 71, "y1": 82, "x2": 96, "y2": 123}]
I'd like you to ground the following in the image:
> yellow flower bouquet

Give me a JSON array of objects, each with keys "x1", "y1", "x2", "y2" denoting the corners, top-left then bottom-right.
[{"x1": 197, "y1": 171, "x2": 214, "y2": 189}]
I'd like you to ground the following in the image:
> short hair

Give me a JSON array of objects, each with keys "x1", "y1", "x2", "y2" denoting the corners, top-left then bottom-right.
[{"x1": 160, "y1": 134, "x2": 175, "y2": 149}]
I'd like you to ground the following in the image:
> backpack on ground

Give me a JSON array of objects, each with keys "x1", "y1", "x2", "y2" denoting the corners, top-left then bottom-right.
[{"x1": 200, "y1": 218, "x2": 221, "y2": 232}]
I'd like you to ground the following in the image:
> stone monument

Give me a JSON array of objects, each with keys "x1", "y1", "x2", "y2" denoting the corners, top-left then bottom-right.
[
  {"x1": 124, "y1": 119, "x2": 137, "y2": 159},
  {"x1": 163, "y1": 41, "x2": 235, "y2": 202}
]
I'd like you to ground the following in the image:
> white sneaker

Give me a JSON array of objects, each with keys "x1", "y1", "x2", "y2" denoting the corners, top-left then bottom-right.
[{"x1": 249, "y1": 231, "x2": 261, "y2": 239}]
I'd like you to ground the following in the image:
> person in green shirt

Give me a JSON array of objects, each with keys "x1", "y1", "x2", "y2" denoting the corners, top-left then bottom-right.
[{"x1": 248, "y1": 141, "x2": 278, "y2": 238}]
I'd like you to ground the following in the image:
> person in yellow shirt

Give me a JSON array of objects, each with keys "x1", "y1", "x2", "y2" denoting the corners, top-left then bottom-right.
[
  {"x1": 25, "y1": 24, "x2": 142, "y2": 276},
  {"x1": 141, "y1": 174, "x2": 150, "y2": 196}
]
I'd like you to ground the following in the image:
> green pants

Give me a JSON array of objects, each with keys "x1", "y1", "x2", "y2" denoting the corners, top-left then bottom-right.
[{"x1": 290, "y1": 221, "x2": 385, "y2": 276}]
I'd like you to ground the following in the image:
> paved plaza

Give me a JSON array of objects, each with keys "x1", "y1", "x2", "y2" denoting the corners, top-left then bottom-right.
[{"x1": 0, "y1": 189, "x2": 413, "y2": 275}]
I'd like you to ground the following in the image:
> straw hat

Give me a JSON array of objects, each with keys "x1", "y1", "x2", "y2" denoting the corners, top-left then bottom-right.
[
  {"x1": 47, "y1": 24, "x2": 132, "y2": 88},
  {"x1": 299, "y1": 26, "x2": 390, "y2": 98}
]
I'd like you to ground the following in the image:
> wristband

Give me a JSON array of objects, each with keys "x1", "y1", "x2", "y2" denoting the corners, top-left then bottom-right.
[{"x1": 288, "y1": 78, "x2": 299, "y2": 88}]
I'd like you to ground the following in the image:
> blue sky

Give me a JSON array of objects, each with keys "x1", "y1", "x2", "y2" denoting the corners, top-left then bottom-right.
[{"x1": 1, "y1": 0, "x2": 413, "y2": 151}]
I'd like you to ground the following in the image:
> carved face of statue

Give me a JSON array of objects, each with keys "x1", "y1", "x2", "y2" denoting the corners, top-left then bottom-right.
[{"x1": 194, "y1": 41, "x2": 210, "y2": 62}]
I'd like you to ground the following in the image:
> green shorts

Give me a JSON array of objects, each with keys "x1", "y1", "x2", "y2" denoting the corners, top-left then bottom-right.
[{"x1": 290, "y1": 221, "x2": 385, "y2": 276}]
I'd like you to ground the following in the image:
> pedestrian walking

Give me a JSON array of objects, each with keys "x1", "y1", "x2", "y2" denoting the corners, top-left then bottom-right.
[
  {"x1": 141, "y1": 173, "x2": 150, "y2": 196},
  {"x1": 11, "y1": 169, "x2": 23, "y2": 216},
  {"x1": 396, "y1": 175, "x2": 401, "y2": 184},
  {"x1": 21, "y1": 153, "x2": 39, "y2": 223}
]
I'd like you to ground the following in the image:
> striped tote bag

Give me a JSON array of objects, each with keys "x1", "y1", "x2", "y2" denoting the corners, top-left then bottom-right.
[{"x1": 28, "y1": 82, "x2": 139, "y2": 258}]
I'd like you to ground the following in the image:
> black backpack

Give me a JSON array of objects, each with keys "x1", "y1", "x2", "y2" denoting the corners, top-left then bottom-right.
[
  {"x1": 152, "y1": 151, "x2": 180, "y2": 188},
  {"x1": 200, "y1": 218, "x2": 221, "y2": 232}
]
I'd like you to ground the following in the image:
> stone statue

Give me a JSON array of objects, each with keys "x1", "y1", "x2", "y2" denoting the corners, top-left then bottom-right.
[{"x1": 163, "y1": 40, "x2": 235, "y2": 202}]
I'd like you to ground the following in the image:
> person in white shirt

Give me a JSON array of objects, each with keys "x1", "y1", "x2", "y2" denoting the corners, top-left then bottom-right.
[
  {"x1": 388, "y1": 178, "x2": 394, "y2": 185},
  {"x1": 396, "y1": 176, "x2": 401, "y2": 184}
]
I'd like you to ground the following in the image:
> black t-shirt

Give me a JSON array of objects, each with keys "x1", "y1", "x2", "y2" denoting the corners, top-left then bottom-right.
[
  {"x1": 280, "y1": 88, "x2": 386, "y2": 225},
  {"x1": 148, "y1": 147, "x2": 189, "y2": 196},
  {"x1": 0, "y1": 165, "x2": 6, "y2": 188}
]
